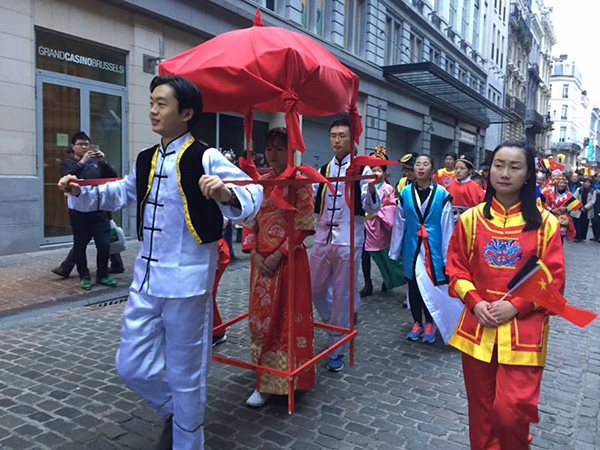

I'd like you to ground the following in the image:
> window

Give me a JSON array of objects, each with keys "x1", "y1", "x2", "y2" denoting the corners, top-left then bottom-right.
[
  {"x1": 559, "y1": 126, "x2": 566, "y2": 142},
  {"x1": 344, "y1": 0, "x2": 366, "y2": 56},
  {"x1": 449, "y1": 0, "x2": 458, "y2": 28},
  {"x1": 429, "y1": 45, "x2": 442, "y2": 66},
  {"x1": 561, "y1": 105, "x2": 568, "y2": 120},
  {"x1": 257, "y1": 0, "x2": 278, "y2": 12},
  {"x1": 434, "y1": 0, "x2": 443, "y2": 12},
  {"x1": 562, "y1": 84, "x2": 569, "y2": 98},
  {"x1": 500, "y1": 36, "x2": 505, "y2": 68},
  {"x1": 461, "y1": 0, "x2": 470, "y2": 38},
  {"x1": 445, "y1": 57, "x2": 456, "y2": 76},
  {"x1": 409, "y1": 32, "x2": 424, "y2": 63},
  {"x1": 384, "y1": 16, "x2": 403, "y2": 65},
  {"x1": 553, "y1": 109, "x2": 556, "y2": 118},
  {"x1": 472, "y1": 0, "x2": 480, "y2": 49},
  {"x1": 302, "y1": 0, "x2": 328, "y2": 36}
]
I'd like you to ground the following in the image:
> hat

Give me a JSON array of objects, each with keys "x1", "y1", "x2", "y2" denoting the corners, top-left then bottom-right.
[
  {"x1": 372, "y1": 145, "x2": 388, "y2": 160},
  {"x1": 456, "y1": 154, "x2": 475, "y2": 169},
  {"x1": 399, "y1": 152, "x2": 418, "y2": 168}
]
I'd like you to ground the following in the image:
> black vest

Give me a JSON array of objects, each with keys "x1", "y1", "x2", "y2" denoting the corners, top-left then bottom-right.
[
  {"x1": 135, "y1": 140, "x2": 223, "y2": 244},
  {"x1": 314, "y1": 161, "x2": 365, "y2": 216}
]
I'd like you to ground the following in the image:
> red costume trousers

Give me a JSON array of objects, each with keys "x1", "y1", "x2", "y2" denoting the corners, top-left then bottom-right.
[
  {"x1": 462, "y1": 348, "x2": 543, "y2": 450},
  {"x1": 212, "y1": 239, "x2": 230, "y2": 338}
]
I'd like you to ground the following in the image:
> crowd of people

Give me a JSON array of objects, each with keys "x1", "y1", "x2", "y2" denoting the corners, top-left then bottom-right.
[{"x1": 54, "y1": 74, "x2": 593, "y2": 450}]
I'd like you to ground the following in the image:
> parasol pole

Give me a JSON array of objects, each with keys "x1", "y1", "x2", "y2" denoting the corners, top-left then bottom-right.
[
  {"x1": 349, "y1": 119, "x2": 356, "y2": 368},
  {"x1": 286, "y1": 115, "x2": 297, "y2": 414}
]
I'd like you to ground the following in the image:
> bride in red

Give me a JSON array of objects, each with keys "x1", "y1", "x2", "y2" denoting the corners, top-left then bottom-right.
[{"x1": 242, "y1": 128, "x2": 315, "y2": 407}]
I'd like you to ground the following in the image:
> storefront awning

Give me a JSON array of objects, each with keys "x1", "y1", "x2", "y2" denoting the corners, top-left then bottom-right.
[{"x1": 383, "y1": 62, "x2": 513, "y2": 128}]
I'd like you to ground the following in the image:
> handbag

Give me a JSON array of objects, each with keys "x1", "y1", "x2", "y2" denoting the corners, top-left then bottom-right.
[{"x1": 109, "y1": 220, "x2": 126, "y2": 255}]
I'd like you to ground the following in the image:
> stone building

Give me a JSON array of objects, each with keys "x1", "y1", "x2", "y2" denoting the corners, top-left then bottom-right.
[
  {"x1": 0, "y1": 0, "x2": 510, "y2": 255},
  {"x1": 548, "y1": 56, "x2": 590, "y2": 170}
]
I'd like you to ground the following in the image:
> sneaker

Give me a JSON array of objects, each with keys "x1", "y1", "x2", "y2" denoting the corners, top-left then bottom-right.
[
  {"x1": 96, "y1": 277, "x2": 117, "y2": 287},
  {"x1": 80, "y1": 276, "x2": 92, "y2": 290},
  {"x1": 108, "y1": 266, "x2": 125, "y2": 274},
  {"x1": 212, "y1": 334, "x2": 227, "y2": 347},
  {"x1": 246, "y1": 389, "x2": 268, "y2": 407},
  {"x1": 327, "y1": 355, "x2": 344, "y2": 372},
  {"x1": 51, "y1": 266, "x2": 71, "y2": 278},
  {"x1": 407, "y1": 322, "x2": 423, "y2": 341},
  {"x1": 422, "y1": 323, "x2": 437, "y2": 344}
]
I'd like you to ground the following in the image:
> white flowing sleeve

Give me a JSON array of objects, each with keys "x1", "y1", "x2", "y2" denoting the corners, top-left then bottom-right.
[
  {"x1": 69, "y1": 165, "x2": 137, "y2": 212},
  {"x1": 203, "y1": 148, "x2": 263, "y2": 222},
  {"x1": 441, "y1": 199, "x2": 455, "y2": 265},
  {"x1": 360, "y1": 166, "x2": 381, "y2": 214},
  {"x1": 389, "y1": 201, "x2": 405, "y2": 260}
]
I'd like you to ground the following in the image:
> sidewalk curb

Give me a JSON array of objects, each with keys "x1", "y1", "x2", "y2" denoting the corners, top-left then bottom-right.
[
  {"x1": 0, "y1": 286, "x2": 130, "y2": 327},
  {"x1": 0, "y1": 256, "x2": 255, "y2": 327}
]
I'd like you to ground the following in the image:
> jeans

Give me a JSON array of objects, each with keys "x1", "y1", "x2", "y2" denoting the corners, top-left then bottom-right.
[{"x1": 69, "y1": 210, "x2": 111, "y2": 279}]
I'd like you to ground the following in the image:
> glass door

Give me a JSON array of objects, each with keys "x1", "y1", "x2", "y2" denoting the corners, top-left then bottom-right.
[
  {"x1": 90, "y1": 90, "x2": 124, "y2": 226},
  {"x1": 42, "y1": 82, "x2": 81, "y2": 238},
  {"x1": 37, "y1": 70, "x2": 127, "y2": 243}
]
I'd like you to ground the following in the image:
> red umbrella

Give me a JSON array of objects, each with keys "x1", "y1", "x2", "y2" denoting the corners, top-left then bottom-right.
[{"x1": 159, "y1": 8, "x2": 362, "y2": 158}]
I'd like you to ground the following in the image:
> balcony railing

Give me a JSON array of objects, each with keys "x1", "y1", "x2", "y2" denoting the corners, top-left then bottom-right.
[
  {"x1": 525, "y1": 109, "x2": 544, "y2": 129},
  {"x1": 510, "y1": 4, "x2": 533, "y2": 51},
  {"x1": 551, "y1": 142, "x2": 582, "y2": 153},
  {"x1": 505, "y1": 95, "x2": 526, "y2": 119}
]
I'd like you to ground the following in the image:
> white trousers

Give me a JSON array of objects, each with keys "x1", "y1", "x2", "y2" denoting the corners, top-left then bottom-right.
[
  {"x1": 310, "y1": 243, "x2": 361, "y2": 359},
  {"x1": 115, "y1": 290, "x2": 212, "y2": 450}
]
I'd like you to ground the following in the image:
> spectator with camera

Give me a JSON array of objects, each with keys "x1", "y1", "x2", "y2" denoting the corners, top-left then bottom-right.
[{"x1": 60, "y1": 131, "x2": 118, "y2": 290}]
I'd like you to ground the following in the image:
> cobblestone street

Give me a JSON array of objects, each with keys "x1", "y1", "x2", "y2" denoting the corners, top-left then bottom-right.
[{"x1": 0, "y1": 240, "x2": 598, "y2": 450}]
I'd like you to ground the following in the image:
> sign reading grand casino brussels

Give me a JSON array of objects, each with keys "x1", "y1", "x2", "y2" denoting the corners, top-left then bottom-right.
[{"x1": 36, "y1": 28, "x2": 127, "y2": 86}]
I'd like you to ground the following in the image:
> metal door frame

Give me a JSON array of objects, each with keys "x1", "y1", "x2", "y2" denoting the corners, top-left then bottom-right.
[{"x1": 36, "y1": 69, "x2": 128, "y2": 245}]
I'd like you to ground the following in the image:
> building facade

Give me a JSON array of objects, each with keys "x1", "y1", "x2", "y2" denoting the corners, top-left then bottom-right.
[
  {"x1": 524, "y1": 0, "x2": 555, "y2": 153},
  {"x1": 481, "y1": 0, "x2": 510, "y2": 157},
  {"x1": 0, "y1": 0, "x2": 511, "y2": 255},
  {"x1": 502, "y1": 0, "x2": 532, "y2": 142},
  {"x1": 548, "y1": 57, "x2": 590, "y2": 170}
]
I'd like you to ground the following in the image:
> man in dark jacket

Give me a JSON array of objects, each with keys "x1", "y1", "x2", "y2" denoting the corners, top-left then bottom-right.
[{"x1": 58, "y1": 131, "x2": 118, "y2": 290}]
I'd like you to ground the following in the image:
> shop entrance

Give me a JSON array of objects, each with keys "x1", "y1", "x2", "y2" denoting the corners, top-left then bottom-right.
[{"x1": 36, "y1": 71, "x2": 127, "y2": 243}]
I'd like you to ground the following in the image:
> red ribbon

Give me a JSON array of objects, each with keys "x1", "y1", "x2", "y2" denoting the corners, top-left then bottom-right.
[
  {"x1": 271, "y1": 165, "x2": 334, "y2": 211},
  {"x1": 238, "y1": 156, "x2": 261, "y2": 181},
  {"x1": 417, "y1": 224, "x2": 435, "y2": 283},
  {"x1": 349, "y1": 104, "x2": 363, "y2": 146},
  {"x1": 75, "y1": 178, "x2": 122, "y2": 186},
  {"x1": 282, "y1": 90, "x2": 305, "y2": 156},
  {"x1": 344, "y1": 155, "x2": 397, "y2": 207}
]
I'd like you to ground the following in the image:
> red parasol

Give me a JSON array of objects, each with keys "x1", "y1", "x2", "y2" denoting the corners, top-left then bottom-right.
[{"x1": 159, "y1": 8, "x2": 362, "y2": 159}]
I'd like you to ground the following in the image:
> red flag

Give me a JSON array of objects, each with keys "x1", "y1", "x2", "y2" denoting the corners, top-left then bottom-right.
[{"x1": 507, "y1": 256, "x2": 597, "y2": 328}]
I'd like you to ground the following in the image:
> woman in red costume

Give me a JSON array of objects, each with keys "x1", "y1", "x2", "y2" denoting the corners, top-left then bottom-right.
[
  {"x1": 446, "y1": 154, "x2": 485, "y2": 223},
  {"x1": 545, "y1": 175, "x2": 582, "y2": 243},
  {"x1": 447, "y1": 140, "x2": 565, "y2": 450},
  {"x1": 242, "y1": 128, "x2": 315, "y2": 407}
]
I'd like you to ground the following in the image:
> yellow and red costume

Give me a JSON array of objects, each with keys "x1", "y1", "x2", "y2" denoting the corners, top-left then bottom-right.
[
  {"x1": 447, "y1": 198, "x2": 565, "y2": 450},
  {"x1": 433, "y1": 167, "x2": 455, "y2": 187}
]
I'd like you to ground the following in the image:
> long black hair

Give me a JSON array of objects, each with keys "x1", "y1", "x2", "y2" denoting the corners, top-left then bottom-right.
[{"x1": 483, "y1": 140, "x2": 542, "y2": 231}]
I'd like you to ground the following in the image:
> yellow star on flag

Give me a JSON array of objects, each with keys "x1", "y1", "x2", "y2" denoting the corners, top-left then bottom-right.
[{"x1": 538, "y1": 278, "x2": 547, "y2": 290}]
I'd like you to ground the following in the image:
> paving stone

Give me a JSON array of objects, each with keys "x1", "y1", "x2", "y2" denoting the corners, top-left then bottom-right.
[{"x1": 0, "y1": 240, "x2": 597, "y2": 450}]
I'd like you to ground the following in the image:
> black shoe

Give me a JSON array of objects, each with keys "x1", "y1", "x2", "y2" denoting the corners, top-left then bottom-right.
[
  {"x1": 381, "y1": 282, "x2": 388, "y2": 292},
  {"x1": 156, "y1": 415, "x2": 173, "y2": 450},
  {"x1": 360, "y1": 282, "x2": 373, "y2": 297},
  {"x1": 212, "y1": 334, "x2": 227, "y2": 347},
  {"x1": 108, "y1": 266, "x2": 125, "y2": 274},
  {"x1": 51, "y1": 266, "x2": 71, "y2": 278}
]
